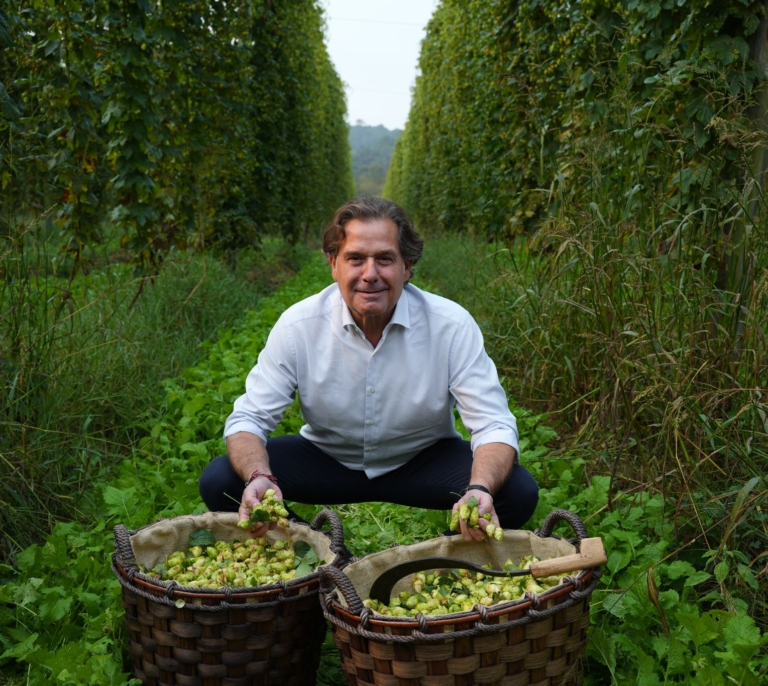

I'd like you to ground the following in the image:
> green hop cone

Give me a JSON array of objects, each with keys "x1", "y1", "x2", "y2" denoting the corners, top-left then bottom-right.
[
  {"x1": 449, "y1": 510, "x2": 460, "y2": 531},
  {"x1": 485, "y1": 523, "x2": 496, "y2": 539},
  {"x1": 142, "y1": 533, "x2": 318, "y2": 590},
  {"x1": 245, "y1": 489, "x2": 291, "y2": 528},
  {"x1": 469, "y1": 507, "x2": 480, "y2": 527},
  {"x1": 493, "y1": 527, "x2": 504, "y2": 541},
  {"x1": 459, "y1": 504, "x2": 471, "y2": 521}
]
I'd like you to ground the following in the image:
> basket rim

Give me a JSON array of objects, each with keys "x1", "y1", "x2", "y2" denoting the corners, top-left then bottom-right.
[
  {"x1": 326, "y1": 567, "x2": 595, "y2": 628},
  {"x1": 113, "y1": 555, "x2": 322, "y2": 602}
]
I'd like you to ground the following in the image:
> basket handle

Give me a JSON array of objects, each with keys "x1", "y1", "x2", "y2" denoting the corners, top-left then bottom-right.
[
  {"x1": 535, "y1": 509, "x2": 589, "y2": 543},
  {"x1": 319, "y1": 565, "x2": 365, "y2": 615},
  {"x1": 113, "y1": 524, "x2": 139, "y2": 571},
  {"x1": 310, "y1": 508, "x2": 346, "y2": 559}
]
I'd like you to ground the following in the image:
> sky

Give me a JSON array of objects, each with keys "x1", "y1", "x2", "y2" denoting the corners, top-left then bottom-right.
[{"x1": 320, "y1": 0, "x2": 440, "y2": 131}]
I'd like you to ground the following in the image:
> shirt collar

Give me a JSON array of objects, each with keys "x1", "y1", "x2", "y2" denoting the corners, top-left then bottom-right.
[{"x1": 340, "y1": 286, "x2": 411, "y2": 332}]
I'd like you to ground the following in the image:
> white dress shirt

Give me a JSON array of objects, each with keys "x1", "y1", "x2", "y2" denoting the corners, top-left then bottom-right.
[{"x1": 224, "y1": 283, "x2": 519, "y2": 479}]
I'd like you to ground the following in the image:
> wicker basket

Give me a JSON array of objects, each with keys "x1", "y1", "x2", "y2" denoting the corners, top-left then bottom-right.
[
  {"x1": 112, "y1": 509, "x2": 346, "y2": 686},
  {"x1": 319, "y1": 510, "x2": 602, "y2": 686}
]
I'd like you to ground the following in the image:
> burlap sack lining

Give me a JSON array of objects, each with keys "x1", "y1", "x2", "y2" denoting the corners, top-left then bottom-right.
[
  {"x1": 129, "y1": 511, "x2": 335, "y2": 569},
  {"x1": 341, "y1": 530, "x2": 577, "y2": 604}
]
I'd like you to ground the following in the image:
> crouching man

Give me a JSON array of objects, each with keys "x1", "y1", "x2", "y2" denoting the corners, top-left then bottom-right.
[{"x1": 200, "y1": 197, "x2": 538, "y2": 540}]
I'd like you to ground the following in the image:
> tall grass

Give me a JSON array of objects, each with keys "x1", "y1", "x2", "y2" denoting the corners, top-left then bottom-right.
[
  {"x1": 0, "y1": 217, "x2": 309, "y2": 561},
  {"x1": 417, "y1": 77, "x2": 768, "y2": 619}
]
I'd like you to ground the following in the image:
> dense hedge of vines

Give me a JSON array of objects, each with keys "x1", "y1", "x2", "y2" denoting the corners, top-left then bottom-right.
[
  {"x1": 385, "y1": 0, "x2": 765, "y2": 238},
  {"x1": 0, "y1": 1, "x2": 353, "y2": 267}
]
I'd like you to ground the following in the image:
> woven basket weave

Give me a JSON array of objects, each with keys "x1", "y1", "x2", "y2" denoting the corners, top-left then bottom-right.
[
  {"x1": 112, "y1": 509, "x2": 346, "y2": 686},
  {"x1": 319, "y1": 510, "x2": 602, "y2": 686}
]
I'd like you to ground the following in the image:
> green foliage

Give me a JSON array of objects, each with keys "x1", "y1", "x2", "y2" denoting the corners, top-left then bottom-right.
[
  {"x1": 248, "y1": 3, "x2": 354, "y2": 243},
  {"x1": 1, "y1": 0, "x2": 353, "y2": 268},
  {"x1": 530, "y1": 453, "x2": 768, "y2": 684},
  {"x1": 386, "y1": 0, "x2": 765, "y2": 236},
  {"x1": 0, "y1": 224, "x2": 310, "y2": 560}
]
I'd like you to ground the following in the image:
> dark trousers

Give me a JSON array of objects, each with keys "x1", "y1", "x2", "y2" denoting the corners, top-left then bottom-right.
[{"x1": 199, "y1": 436, "x2": 539, "y2": 530}]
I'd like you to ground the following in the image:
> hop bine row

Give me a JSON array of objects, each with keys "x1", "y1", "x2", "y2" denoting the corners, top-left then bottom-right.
[{"x1": 363, "y1": 556, "x2": 568, "y2": 617}]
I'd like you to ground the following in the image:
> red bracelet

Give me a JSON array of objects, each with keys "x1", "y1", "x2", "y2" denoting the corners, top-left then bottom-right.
[{"x1": 245, "y1": 471, "x2": 278, "y2": 487}]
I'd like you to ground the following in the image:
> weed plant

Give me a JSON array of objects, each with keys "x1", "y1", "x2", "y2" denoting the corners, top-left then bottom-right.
[{"x1": 0, "y1": 216, "x2": 309, "y2": 561}]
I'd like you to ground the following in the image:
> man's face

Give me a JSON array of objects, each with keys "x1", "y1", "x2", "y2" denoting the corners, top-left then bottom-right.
[{"x1": 330, "y1": 218, "x2": 412, "y2": 328}]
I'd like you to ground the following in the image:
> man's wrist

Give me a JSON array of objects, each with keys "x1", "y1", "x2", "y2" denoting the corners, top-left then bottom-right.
[
  {"x1": 464, "y1": 483, "x2": 492, "y2": 496},
  {"x1": 245, "y1": 471, "x2": 278, "y2": 487}
]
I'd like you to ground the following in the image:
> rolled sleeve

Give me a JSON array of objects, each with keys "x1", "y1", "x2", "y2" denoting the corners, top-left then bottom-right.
[
  {"x1": 223, "y1": 317, "x2": 297, "y2": 443},
  {"x1": 448, "y1": 317, "x2": 520, "y2": 459}
]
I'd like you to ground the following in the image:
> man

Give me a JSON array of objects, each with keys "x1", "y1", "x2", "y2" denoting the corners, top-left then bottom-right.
[{"x1": 199, "y1": 197, "x2": 538, "y2": 541}]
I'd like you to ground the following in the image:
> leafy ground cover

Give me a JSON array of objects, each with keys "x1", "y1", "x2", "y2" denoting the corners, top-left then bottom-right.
[{"x1": 1, "y1": 252, "x2": 766, "y2": 685}]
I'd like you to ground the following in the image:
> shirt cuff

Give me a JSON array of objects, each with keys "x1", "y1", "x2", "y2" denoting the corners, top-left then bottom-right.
[
  {"x1": 470, "y1": 428, "x2": 520, "y2": 461},
  {"x1": 223, "y1": 422, "x2": 269, "y2": 446}
]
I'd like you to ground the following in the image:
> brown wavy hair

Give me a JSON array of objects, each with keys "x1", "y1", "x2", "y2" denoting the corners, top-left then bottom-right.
[{"x1": 322, "y1": 197, "x2": 424, "y2": 269}]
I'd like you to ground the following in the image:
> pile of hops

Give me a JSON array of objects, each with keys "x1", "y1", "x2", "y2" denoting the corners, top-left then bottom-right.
[
  {"x1": 238, "y1": 488, "x2": 290, "y2": 529},
  {"x1": 363, "y1": 556, "x2": 567, "y2": 617},
  {"x1": 141, "y1": 536, "x2": 317, "y2": 588},
  {"x1": 449, "y1": 496, "x2": 504, "y2": 540}
]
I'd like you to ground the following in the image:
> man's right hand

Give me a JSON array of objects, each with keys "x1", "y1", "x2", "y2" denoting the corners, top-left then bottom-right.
[{"x1": 239, "y1": 476, "x2": 284, "y2": 538}]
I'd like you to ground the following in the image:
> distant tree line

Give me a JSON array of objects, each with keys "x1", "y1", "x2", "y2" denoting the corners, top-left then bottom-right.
[
  {"x1": 0, "y1": 1, "x2": 354, "y2": 269},
  {"x1": 349, "y1": 122, "x2": 401, "y2": 197}
]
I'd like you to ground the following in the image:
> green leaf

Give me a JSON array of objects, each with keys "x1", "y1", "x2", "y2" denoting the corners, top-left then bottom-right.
[
  {"x1": 737, "y1": 564, "x2": 759, "y2": 590},
  {"x1": 676, "y1": 610, "x2": 719, "y2": 648},
  {"x1": 292, "y1": 540, "x2": 318, "y2": 577},
  {"x1": 691, "y1": 665, "x2": 726, "y2": 686},
  {"x1": 684, "y1": 570, "x2": 711, "y2": 587},
  {"x1": 294, "y1": 560, "x2": 314, "y2": 578},
  {"x1": 16, "y1": 545, "x2": 41, "y2": 573},
  {"x1": 188, "y1": 530, "x2": 216, "y2": 547},
  {"x1": 588, "y1": 627, "x2": 616, "y2": 677},
  {"x1": 714, "y1": 560, "x2": 729, "y2": 584},
  {"x1": 182, "y1": 395, "x2": 207, "y2": 417},
  {"x1": 665, "y1": 560, "x2": 695, "y2": 580},
  {"x1": 722, "y1": 614, "x2": 761, "y2": 648},
  {"x1": 249, "y1": 508, "x2": 271, "y2": 523},
  {"x1": 102, "y1": 485, "x2": 139, "y2": 519},
  {"x1": 39, "y1": 594, "x2": 73, "y2": 624},
  {"x1": 13, "y1": 577, "x2": 44, "y2": 607},
  {"x1": 0, "y1": 632, "x2": 39, "y2": 660},
  {"x1": 292, "y1": 541, "x2": 311, "y2": 558},
  {"x1": 603, "y1": 593, "x2": 629, "y2": 620},
  {"x1": 607, "y1": 548, "x2": 632, "y2": 574}
]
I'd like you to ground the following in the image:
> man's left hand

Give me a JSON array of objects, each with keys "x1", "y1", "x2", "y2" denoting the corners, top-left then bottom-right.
[{"x1": 452, "y1": 489, "x2": 499, "y2": 542}]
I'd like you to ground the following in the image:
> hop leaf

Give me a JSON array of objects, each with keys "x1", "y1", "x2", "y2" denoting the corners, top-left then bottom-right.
[{"x1": 188, "y1": 530, "x2": 216, "y2": 547}]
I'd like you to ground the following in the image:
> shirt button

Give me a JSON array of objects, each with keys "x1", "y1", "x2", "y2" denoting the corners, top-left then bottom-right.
[
  {"x1": 370, "y1": 388, "x2": 376, "y2": 393},
  {"x1": 367, "y1": 420, "x2": 374, "y2": 425}
]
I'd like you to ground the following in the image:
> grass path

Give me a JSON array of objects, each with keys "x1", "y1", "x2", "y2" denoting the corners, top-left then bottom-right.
[{"x1": 1, "y1": 252, "x2": 765, "y2": 685}]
